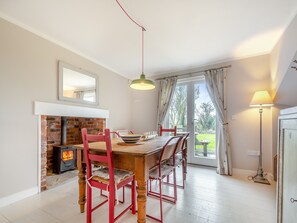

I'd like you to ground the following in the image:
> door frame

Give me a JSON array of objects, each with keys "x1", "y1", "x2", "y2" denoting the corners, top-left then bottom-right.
[{"x1": 177, "y1": 77, "x2": 217, "y2": 167}]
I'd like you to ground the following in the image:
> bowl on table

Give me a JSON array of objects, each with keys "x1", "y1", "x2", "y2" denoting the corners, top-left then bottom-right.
[{"x1": 120, "y1": 134, "x2": 142, "y2": 144}]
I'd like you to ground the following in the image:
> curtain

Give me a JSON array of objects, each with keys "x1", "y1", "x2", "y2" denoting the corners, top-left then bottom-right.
[
  {"x1": 204, "y1": 69, "x2": 232, "y2": 175},
  {"x1": 157, "y1": 77, "x2": 177, "y2": 131}
]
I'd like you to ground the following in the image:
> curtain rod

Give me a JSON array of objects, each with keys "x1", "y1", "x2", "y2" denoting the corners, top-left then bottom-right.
[{"x1": 155, "y1": 64, "x2": 232, "y2": 81}]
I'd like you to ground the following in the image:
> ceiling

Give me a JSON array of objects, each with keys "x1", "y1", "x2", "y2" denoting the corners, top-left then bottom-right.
[{"x1": 1, "y1": 0, "x2": 297, "y2": 79}]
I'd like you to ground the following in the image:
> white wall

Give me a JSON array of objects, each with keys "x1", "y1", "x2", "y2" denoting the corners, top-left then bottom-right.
[
  {"x1": 0, "y1": 18, "x2": 132, "y2": 200},
  {"x1": 131, "y1": 89, "x2": 158, "y2": 134},
  {"x1": 226, "y1": 55, "x2": 272, "y2": 173}
]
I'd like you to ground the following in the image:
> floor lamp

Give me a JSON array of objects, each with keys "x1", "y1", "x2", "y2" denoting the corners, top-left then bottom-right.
[{"x1": 250, "y1": 90, "x2": 273, "y2": 185}]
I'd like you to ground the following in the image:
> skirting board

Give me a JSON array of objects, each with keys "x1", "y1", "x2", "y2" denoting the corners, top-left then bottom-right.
[
  {"x1": 0, "y1": 187, "x2": 38, "y2": 208},
  {"x1": 233, "y1": 168, "x2": 274, "y2": 181}
]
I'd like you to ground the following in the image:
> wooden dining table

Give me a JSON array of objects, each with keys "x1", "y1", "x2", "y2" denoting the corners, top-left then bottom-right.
[{"x1": 74, "y1": 136, "x2": 171, "y2": 223}]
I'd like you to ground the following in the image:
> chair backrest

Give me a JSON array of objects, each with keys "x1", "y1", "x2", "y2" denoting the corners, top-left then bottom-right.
[
  {"x1": 159, "y1": 136, "x2": 183, "y2": 166},
  {"x1": 176, "y1": 132, "x2": 190, "y2": 153},
  {"x1": 81, "y1": 128, "x2": 115, "y2": 184},
  {"x1": 159, "y1": 125, "x2": 177, "y2": 136}
]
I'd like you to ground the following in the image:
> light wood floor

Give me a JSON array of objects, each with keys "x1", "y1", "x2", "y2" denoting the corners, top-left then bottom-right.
[{"x1": 0, "y1": 165, "x2": 276, "y2": 223}]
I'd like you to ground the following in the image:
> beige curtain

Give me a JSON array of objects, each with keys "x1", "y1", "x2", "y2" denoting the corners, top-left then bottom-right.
[
  {"x1": 157, "y1": 77, "x2": 177, "y2": 131},
  {"x1": 204, "y1": 68, "x2": 232, "y2": 175}
]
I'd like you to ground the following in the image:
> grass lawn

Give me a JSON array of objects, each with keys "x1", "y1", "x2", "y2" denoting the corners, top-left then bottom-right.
[{"x1": 195, "y1": 133, "x2": 216, "y2": 155}]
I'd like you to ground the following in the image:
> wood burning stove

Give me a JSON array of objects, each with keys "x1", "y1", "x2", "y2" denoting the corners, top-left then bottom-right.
[
  {"x1": 52, "y1": 117, "x2": 77, "y2": 174},
  {"x1": 53, "y1": 146, "x2": 76, "y2": 174}
]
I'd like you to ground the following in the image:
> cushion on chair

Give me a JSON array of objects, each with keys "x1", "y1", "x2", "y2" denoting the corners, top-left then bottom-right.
[
  {"x1": 149, "y1": 164, "x2": 174, "y2": 180},
  {"x1": 174, "y1": 153, "x2": 183, "y2": 166},
  {"x1": 165, "y1": 152, "x2": 183, "y2": 166},
  {"x1": 91, "y1": 167, "x2": 134, "y2": 185}
]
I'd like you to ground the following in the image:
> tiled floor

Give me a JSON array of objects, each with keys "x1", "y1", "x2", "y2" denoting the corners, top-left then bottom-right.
[{"x1": 0, "y1": 165, "x2": 276, "y2": 223}]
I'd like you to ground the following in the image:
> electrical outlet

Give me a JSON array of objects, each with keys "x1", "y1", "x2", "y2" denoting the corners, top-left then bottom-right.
[
  {"x1": 231, "y1": 115, "x2": 237, "y2": 120},
  {"x1": 247, "y1": 150, "x2": 260, "y2": 156}
]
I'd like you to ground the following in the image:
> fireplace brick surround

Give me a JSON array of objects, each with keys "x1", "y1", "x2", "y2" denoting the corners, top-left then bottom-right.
[{"x1": 40, "y1": 115, "x2": 106, "y2": 191}]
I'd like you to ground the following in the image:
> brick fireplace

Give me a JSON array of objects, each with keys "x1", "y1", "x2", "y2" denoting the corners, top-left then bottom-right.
[{"x1": 40, "y1": 115, "x2": 106, "y2": 191}]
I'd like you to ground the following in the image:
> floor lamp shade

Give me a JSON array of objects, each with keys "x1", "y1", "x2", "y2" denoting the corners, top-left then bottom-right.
[
  {"x1": 250, "y1": 90, "x2": 273, "y2": 185},
  {"x1": 250, "y1": 90, "x2": 273, "y2": 107}
]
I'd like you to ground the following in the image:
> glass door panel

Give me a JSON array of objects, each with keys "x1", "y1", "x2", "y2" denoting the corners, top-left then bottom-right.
[
  {"x1": 190, "y1": 81, "x2": 217, "y2": 166},
  {"x1": 167, "y1": 77, "x2": 217, "y2": 167}
]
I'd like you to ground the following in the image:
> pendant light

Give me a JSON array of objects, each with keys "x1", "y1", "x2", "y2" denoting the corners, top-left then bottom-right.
[{"x1": 116, "y1": 0, "x2": 155, "y2": 90}]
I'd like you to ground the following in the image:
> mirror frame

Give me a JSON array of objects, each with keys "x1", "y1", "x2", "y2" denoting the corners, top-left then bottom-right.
[{"x1": 58, "y1": 61, "x2": 99, "y2": 105}]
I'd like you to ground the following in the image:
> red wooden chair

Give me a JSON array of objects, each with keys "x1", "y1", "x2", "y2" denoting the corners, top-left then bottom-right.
[
  {"x1": 159, "y1": 126, "x2": 189, "y2": 188},
  {"x1": 159, "y1": 125, "x2": 177, "y2": 184},
  {"x1": 159, "y1": 125, "x2": 177, "y2": 136},
  {"x1": 174, "y1": 132, "x2": 190, "y2": 189},
  {"x1": 147, "y1": 135, "x2": 183, "y2": 223},
  {"x1": 81, "y1": 128, "x2": 136, "y2": 223}
]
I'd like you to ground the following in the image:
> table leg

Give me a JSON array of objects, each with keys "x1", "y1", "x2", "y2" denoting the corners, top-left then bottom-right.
[
  {"x1": 183, "y1": 148, "x2": 187, "y2": 180},
  {"x1": 77, "y1": 150, "x2": 86, "y2": 213},
  {"x1": 136, "y1": 180, "x2": 147, "y2": 223}
]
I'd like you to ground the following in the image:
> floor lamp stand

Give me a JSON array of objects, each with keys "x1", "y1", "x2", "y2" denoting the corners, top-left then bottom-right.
[{"x1": 253, "y1": 107, "x2": 270, "y2": 185}]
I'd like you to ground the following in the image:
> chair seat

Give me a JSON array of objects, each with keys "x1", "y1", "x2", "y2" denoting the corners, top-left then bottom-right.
[
  {"x1": 149, "y1": 164, "x2": 174, "y2": 180},
  {"x1": 91, "y1": 167, "x2": 134, "y2": 185}
]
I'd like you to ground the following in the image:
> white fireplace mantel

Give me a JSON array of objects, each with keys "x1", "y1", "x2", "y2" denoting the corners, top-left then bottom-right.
[
  {"x1": 34, "y1": 101, "x2": 109, "y2": 118},
  {"x1": 34, "y1": 101, "x2": 109, "y2": 194}
]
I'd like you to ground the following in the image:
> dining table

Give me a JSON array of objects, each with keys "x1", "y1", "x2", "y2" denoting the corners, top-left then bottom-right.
[{"x1": 74, "y1": 136, "x2": 171, "y2": 223}]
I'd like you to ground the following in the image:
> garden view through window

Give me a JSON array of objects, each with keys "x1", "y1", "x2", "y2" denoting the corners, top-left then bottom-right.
[{"x1": 167, "y1": 78, "x2": 216, "y2": 163}]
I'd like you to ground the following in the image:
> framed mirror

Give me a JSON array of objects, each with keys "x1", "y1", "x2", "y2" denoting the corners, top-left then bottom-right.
[{"x1": 58, "y1": 61, "x2": 99, "y2": 105}]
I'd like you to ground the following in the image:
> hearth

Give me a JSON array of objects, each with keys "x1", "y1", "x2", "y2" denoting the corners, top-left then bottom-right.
[{"x1": 53, "y1": 145, "x2": 76, "y2": 174}]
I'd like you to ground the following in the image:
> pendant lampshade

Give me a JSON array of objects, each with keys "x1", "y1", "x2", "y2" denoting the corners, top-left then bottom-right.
[{"x1": 130, "y1": 74, "x2": 155, "y2": 90}]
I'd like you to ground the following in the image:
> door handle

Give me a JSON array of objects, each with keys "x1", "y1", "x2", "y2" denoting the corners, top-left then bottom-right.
[{"x1": 290, "y1": 198, "x2": 297, "y2": 203}]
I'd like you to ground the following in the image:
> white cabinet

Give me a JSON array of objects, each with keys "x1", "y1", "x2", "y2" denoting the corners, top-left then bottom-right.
[{"x1": 277, "y1": 107, "x2": 297, "y2": 223}]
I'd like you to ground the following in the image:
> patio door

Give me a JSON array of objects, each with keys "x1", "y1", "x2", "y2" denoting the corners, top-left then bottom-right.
[{"x1": 167, "y1": 77, "x2": 217, "y2": 167}]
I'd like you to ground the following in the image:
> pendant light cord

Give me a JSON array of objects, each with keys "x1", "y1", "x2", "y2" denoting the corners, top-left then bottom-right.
[
  {"x1": 115, "y1": 0, "x2": 146, "y2": 31},
  {"x1": 141, "y1": 28, "x2": 144, "y2": 74},
  {"x1": 115, "y1": 0, "x2": 146, "y2": 74}
]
